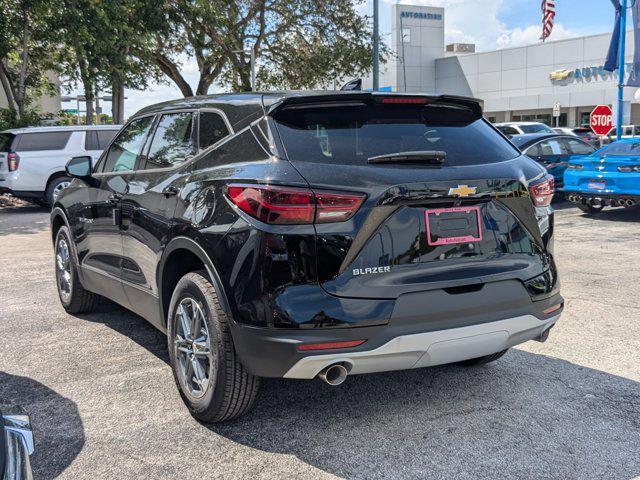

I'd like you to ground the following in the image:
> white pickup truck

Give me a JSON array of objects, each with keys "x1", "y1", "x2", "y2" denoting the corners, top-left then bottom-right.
[{"x1": 0, "y1": 125, "x2": 120, "y2": 206}]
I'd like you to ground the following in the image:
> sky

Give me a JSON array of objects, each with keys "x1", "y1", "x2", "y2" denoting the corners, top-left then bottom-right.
[{"x1": 63, "y1": 0, "x2": 618, "y2": 119}]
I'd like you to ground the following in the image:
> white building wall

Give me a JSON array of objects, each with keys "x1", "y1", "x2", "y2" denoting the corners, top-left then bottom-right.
[{"x1": 436, "y1": 30, "x2": 637, "y2": 125}]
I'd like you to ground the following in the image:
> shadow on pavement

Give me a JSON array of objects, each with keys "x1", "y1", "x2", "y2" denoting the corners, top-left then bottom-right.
[
  {"x1": 61, "y1": 293, "x2": 640, "y2": 479},
  {"x1": 0, "y1": 372, "x2": 85, "y2": 480},
  {"x1": 210, "y1": 349, "x2": 640, "y2": 479},
  {"x1": 0, "y1": 203, "x2": 50, "y2": 235},
  {"x1": 77, "y1": 300, "x2": 169, "y2": 364}
]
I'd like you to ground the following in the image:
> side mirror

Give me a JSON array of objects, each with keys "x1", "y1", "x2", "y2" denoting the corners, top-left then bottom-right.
[{"x1": 66, "y1": 156, "x2": 92, "y2": 179}]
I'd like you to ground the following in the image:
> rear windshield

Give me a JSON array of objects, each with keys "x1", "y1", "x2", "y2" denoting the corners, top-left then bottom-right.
[
  {"x1": 16, "y1": 132, "x2": 71, "y2": 151},
  {"x1": 519, "y1": 124, "x2": 554, "y2": 134},
  {"x1": 0, "y1": 133, "x2": 15, "y2": 152},
  {"x1": 274, "y1": 103, "x2": 520, "y2": 166},
  {"x1": 597, "y1": 141, "x2": 640, "y2": 157}
]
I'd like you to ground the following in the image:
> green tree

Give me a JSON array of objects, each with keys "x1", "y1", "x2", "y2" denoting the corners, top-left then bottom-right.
[
  {"x1": 155, "y1": 0, "x2": 376, "y2": 95},
  {"x1": 58, "y1": 0, "x2": 165, "y2": 124},
  {"x1": 0, "y1": 0, "x2": 59, "y2": 121}
]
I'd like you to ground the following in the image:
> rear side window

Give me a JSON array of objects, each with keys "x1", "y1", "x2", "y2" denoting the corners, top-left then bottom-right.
[
  {"x1": 16, "y1": 132, "x2": 71, "y2": 151},
  {"x1": 528, "y1": 139, "x2": 567, "y2": 157},
  {"x1": 0, "y1": 133, "x2": 15, "y2": 151},
  {"x1": 145, "y1": 112, "x2": 196, "y2": 169},
  {"x1": 274, "y1": 103, "x2": 520, "y2": 166},
  {"x1": 596, "y1": 141, "x2": 640, "y2": 156},
  {"x1": 97, "y1": 130, "x2": 117, "y2": 148},
  {"x1": 562, "y1": 138, "x2": 594, "y2": 155},
  {"x1": 85, "y1": 130, "x2": 117, "y2": 150},
  {"x1": 199, "y1": 111, "x2": 230, "y2": 149}
]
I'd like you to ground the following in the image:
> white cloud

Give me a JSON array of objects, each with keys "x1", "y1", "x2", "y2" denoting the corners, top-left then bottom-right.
[
  {"x1": 497, "y1": 23, "x2": 577, "y2": 49},
  {"x1": 380, "y1": 0, "x2": 580, "y2": 51}
]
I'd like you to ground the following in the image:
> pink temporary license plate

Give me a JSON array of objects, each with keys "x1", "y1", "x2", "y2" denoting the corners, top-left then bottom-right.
[
  {"x1": 588, "y1": 181, "x2": 606, "y2": 190},
  {"x1": 425, "y1": 206, "x2": 482, "y2": 246}
]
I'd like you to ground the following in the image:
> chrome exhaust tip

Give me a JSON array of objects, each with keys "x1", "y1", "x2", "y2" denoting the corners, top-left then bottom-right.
[
  {"x1": 318, "y1": 363, "x2": 349, "y2": 386},
  {"x1": 617, "y1": 199, "x2": 626, "y2": 206},
  {"x1": 626, "y1": 199, "x2": 635, "y2": 207}
]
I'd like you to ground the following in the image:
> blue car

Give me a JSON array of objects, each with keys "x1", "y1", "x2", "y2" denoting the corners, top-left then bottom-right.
[
  {"x1": 564, "y1": 139, "x2": 640, "y2": 213},
  {"x1": 509, "y1": 133, "x2": 596, "y2": 191}
]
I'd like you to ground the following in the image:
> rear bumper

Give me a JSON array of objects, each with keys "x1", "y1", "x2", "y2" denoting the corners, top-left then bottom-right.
[
  {"x1": 232, "y1": 291, "x2": 564, "y2": 378},
  {"x1": 564, "y1": 191, "x2": 640, "y2": 207},
  {"x1": 284, "y1": 313, "x2": 559, "y2": 379}
]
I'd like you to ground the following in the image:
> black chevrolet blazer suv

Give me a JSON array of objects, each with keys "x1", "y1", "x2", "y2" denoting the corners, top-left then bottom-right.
[{"x1": 51, "y1": 91, "x2": 563, "y2": 422}]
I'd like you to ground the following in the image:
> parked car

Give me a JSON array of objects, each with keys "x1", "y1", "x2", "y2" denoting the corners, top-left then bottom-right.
[
  {"x1": 553, "y1": 127, "x2": 600, "y2": 146},
  {"x1": 51, "y1": 92, "x2": 563, "y2": 422},
  {"x1": 0, "y1": 125, "x2": 120, "y2": 206},
  {"x1": 605, "y1": 125, "x2": 640, "y2": 143},
  {"x1": 494, "y1": 121, "x2": 555, "y2": 136},
  {"x1": 510, "y1": 133, "x2": 596, "y2": 190},
  {"x1": 1, "y1": 404, "x2": 35, "y2": 480},
  {"x1": 564, "y1": 138, "x2": 640, "y2": 214}
]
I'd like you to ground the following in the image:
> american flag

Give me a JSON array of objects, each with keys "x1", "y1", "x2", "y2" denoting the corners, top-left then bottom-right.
[{"x1": 540, "y1": 0, "x2": 556, "y2": 41}]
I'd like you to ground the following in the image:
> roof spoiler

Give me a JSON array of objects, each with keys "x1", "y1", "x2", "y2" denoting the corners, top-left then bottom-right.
[{"x1": 266, "y1": 92, "x2": 484, "y2": 118}]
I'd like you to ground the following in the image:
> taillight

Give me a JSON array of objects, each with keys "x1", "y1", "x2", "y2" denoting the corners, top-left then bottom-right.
[
  {"x1": 528, "y1": 175, "x2": 554, "y2": 207},
  {"x1": 226, "y1": 184, "x2": 365, "y2": 225},
  {"x1": 7, "y1": 152, "x2": 19, "y2": 171}
]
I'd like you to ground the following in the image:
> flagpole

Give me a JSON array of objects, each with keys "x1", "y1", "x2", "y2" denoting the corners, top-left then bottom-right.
[
  {"x1": 373, "y1": 0, "x2": 379, "y2": 91},
  {"x1": 617, "y1": 0, "x2": 628, "y2": 141}
]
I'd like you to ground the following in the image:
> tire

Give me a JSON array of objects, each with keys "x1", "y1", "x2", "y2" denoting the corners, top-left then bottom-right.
[
  {"x1": 457, "y1": 349, "x2": 509, "y2": 367},
  {"x1": 54, "y1": 226, "x2": 99, "y2": 313},
  {"x1": 45, "y1": 175, "x2": 72, "y2": 206},
  {"x1": 167, "y1": 271, "x2": 259, "y2": 423},
  {"x1": 577, "y1": 203, "x2": 604, "y2": 215}
]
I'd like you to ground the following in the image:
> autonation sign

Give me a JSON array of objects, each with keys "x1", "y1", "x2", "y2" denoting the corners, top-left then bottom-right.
[
  {"x1": 400, "y1": 11, "x2": 443, "y2": 20},
  {"x1": 549, "y1": 63, "x2": 633, "y2": 83}
]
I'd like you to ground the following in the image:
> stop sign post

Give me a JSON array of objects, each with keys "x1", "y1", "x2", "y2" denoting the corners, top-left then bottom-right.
[{"x1": 590, "y1": 105, "x2": 614, "y2": 137}]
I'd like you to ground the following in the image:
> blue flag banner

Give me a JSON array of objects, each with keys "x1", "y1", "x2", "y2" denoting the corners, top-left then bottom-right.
[
  {"x1": 628, "y1": 1, "x2": 640, "y2": 86},
  {"x1": 605, "y1": 0, "x2": 622, "y2": 72}
]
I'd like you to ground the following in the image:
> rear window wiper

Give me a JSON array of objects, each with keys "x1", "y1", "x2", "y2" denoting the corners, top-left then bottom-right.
[{"x1": 367, "y1": 150, "x2": 446, "y2": 165}]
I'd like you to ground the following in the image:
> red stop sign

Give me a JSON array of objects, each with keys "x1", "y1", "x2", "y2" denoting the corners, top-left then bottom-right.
[{"x1": 590, "y1": 105, "x2": 613, "y2": 136}]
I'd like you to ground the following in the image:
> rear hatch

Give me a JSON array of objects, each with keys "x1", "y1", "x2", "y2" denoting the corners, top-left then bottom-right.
[{"x1": 271, "y1": 94, "x2": 551, "y2": 300}]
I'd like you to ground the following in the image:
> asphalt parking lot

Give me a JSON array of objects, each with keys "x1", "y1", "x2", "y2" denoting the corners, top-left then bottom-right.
[{"x1": 1, "y1": 201, "x2": 639, "y2": 480}]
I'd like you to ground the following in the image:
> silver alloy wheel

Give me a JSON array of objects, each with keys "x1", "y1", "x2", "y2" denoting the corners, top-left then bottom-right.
[
  {"x1": 173, "y1": 297, "x2": 213, "y2": 399},
  {"x1": 52, "y1": 180, "x2": 71, "y2": 202},
  {"x1": 55, "y1": 237, "x2": 72, "y2": 303}
]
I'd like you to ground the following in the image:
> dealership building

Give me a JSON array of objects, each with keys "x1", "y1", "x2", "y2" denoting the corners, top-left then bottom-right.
[{"x1": 362, "y1": 3, "x2": 640, "y2": 128}]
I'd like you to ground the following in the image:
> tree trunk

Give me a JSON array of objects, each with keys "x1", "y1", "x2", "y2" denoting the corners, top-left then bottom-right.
[
  {"x1": 111, "y1": 79, "x2": 125, "y2": 124},
  {"x1": 155, "y1": 53, "x2": 194, "y2": 97},
  {"x1": 16, "y1": 5, "x2": 30, "y2": 119},
  {"x1": 0, "y1": 61, "x2": 18, "y2": 112},
  {"x1": 84, "y1": 87, "x2": 95, "y2": 125}
]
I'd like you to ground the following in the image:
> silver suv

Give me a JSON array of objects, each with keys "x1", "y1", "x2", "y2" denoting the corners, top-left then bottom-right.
[{"x1": 0, "y1": 125, "x2": 120, "y2": 206}]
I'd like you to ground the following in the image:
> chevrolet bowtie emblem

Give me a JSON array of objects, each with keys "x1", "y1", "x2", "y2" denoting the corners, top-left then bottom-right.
[{"x1": 448, "y1": 185, "x2": 477, "y2": 197}]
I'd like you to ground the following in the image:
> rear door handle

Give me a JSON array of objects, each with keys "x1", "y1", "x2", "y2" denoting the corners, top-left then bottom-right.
[{"x1": 162, "y1": 186, "x2": 179, "y2": 197}]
